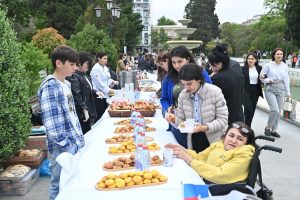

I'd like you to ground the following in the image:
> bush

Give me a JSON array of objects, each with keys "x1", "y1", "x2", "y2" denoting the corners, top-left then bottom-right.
[
  {"x1": 68, "y1": 24, "x2": 117, "y2": 70},
  {"x1": 0, "y1": 9, "x2": 31, "y2": 159},
  {"x1": 20, "y1": 42, "x2": 51, "y2": 96},
  {"x1": 32, "y1": 27, "x2": 65, "y2": 74}
]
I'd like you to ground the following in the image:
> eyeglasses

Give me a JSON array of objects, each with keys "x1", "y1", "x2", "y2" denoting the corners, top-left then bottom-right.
[{"x1": 232, "y1": 123, "x2": 250, "y2": 134}]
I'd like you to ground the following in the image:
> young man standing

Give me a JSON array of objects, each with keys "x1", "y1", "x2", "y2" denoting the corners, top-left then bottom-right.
[{"x1": 38, "y1": 45, "x2": 85, "y2": 200}]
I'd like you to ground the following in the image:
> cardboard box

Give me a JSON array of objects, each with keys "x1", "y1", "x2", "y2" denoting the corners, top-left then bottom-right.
[{"x1": 25, "y1": 135, "x2": 47, "y2": 150}]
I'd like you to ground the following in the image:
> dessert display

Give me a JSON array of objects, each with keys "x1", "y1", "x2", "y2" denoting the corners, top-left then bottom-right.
[
  {"x1": 105, "y1": 135, "x2": 153, "y2": 144},
  {"x1": 108, "y1": 101, "x2": 156, "y2": 117},
  {"x1": 108, "y1": 141, "x2": 160, "y2": 154},
  {"x1": 95, "y1": 170, "x2": 168, "y2": 190},
  {"x1": 139, "y1": 86, "x2": 157, "y2": 92},
  {"x1": 114, "y1": 125, "x2": 156, "y2": 134},
  {"x1": 114, "y1": 118, "x2": 152, "y2": 125},
  {"x1": 103, "y1": 155, "x2": 163, "y2": 171}
]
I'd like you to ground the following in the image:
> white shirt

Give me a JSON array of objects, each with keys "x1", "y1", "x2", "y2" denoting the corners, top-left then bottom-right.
[
  {"x1": 249, "y1": 67, "x2": 258, "y2": 84},
  {"x1": 58, "y1": 80, "x2": 80, "y2": 133},
  {"x1": 90, "y1": 63, "x2": 114, "y2": 98}
]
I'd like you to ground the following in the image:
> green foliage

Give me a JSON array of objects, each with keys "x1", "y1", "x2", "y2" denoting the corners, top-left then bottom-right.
[
  {"x1": 157, "y1": 16, "x2": 176, "y2": 25},
  {"x1": 32, "y1": 27, "x2": 65, "y2": 74},
  {"x1": 20, "y1": 42, "x2": 51, "y2": 96},
  {"x1": 68, "y1": 24, "x2": 117, "y2": 70},
  {"x1": 75, "y1": 1, "x2": 143, "y2": 54},
  {"x1": 286, "y1": 0, "x2": 300, "y2": 48},
  {"x1": 0, "y1": 9, "x2": 31, "y2": 159},
  {"x1": 32, "y1": 27, "x2": 66, "y2": 56},
  {"x1": 42, "y1": 0, "x2": 90, "y2": 38},
  {"x1": 264, "y1": 0, "x2": 287, "y2": 16},
  {"x1": 151, "y1": 28, "x2": 169, "y2": 49},
  {"x1": 0, "y1": 0, "x2": 31, "y2": 26},
  {"x1": 185, "y1": 0, "x2": 220, "y2": 44}
]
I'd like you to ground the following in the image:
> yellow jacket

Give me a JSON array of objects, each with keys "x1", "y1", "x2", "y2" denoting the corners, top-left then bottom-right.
[{"x1": 187, "y1": 140, "x2": 255, "y2": 184}]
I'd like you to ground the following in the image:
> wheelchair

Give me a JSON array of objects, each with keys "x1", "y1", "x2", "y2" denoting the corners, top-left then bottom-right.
[{"x1": 208, "y1": 135, "x2": 282, "y2": 200}]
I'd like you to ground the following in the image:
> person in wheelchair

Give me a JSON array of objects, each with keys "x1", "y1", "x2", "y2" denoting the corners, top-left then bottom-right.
[{"x1": 165, "y1": 121, "x2": 257, "y2": 184}]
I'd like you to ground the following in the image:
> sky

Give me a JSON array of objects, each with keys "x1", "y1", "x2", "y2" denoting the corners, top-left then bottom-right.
[{"x1": 151, "y1": 0, "x2": 267, "y2": 25}]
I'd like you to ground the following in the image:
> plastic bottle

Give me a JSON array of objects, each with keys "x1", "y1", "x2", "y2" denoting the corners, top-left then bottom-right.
[
  {"x1": 136, "y1": 131, "x2": 146, "y2": 147},
  {"x1": 135, "y1": 144, "x2": 143, "y2": 171},
  {"x1": 141, "y1": 145, "x2": 151, "y2": 170},
  {"x1": 130, "y1": 110, "x2": 138, "y2": 126},
  {"x1": 136, "y1": 115, "x2": 145, "y2": 128}
]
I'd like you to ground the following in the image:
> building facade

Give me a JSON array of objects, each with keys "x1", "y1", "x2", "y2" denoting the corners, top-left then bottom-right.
[{"x1": 133, "y1": 0, "x2": 151, "y2": 52}]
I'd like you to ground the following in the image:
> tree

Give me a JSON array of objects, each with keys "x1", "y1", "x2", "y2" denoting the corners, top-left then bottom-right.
[
  {"x1": 264, "y1": 0, "x2": 287, "y2": 16},
  {"x1": 75, "y1": 0, "x2": 142, "y2": 54},
  {"x1": 68, "y1": 24, "x2": 117, "y2": 70},
  {"x1": 185, "y1": 0, "x2": 220, "y2": 44},
  {"x1": 32, "y1": 27, "x2": 65, "y2": 74},
  {"x1": 20, "y1": 42, "x2": 51, "y2": 96},
  {"x1": 0, "y1": 9, "x2": 31, "y2": 159},
  {"x1": 41, "y1": 0, "x2": 89, "y2": 39},
  {"x1": 286, "y1": 0, "x2": 300, "y2": 48},
  {"x1": 157, "y1": 16, "x2": 176, "y2": 25},
  {"x1": 151, "y1": 28, "x2": 169, "y2": 50}
]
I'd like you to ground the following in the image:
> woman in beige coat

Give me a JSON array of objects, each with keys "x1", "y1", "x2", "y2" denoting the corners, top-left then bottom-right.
[{"x1": 175, "y1": 63, "x2": 228, "y2": 152}]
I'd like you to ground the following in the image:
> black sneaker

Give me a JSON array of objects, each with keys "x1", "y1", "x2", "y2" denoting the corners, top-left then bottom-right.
[
  {"x1": 271, "y1": 131, "x2": 280, "y2": 138},
  {"x1": 264, "y1": 127, "x2": 271, "y2": 136}
]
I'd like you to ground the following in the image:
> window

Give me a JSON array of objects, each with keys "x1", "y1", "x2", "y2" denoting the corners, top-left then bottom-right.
[{"x1": 144, "y1": 33, "x2": 149, "y2": 45}]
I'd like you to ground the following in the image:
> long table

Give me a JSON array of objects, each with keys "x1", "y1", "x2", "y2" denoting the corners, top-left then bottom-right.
[{"x1": 56, "y1": 110, "x2": 206, "y2": 200}]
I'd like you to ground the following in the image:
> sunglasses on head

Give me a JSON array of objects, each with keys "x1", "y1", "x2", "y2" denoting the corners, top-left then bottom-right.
[{"x1": 232, "y1": 123, "x2": 250, "y2": 134}]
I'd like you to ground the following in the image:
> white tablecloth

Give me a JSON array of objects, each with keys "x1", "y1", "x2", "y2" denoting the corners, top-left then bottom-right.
[{"x1": 56, "y1": 110, "x2": 206, "y2": 200}]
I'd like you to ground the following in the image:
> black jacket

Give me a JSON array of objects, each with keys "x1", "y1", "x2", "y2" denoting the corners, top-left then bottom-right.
[
  {"x1": 211, "y1": 68, "x2": 244, "y2": 124},
  {"x1": 66, "y1": 70, "x2": 97, "y2": 121},
  {"x1": 242, "y1": 65, "x2": 263, "y2": 98}
]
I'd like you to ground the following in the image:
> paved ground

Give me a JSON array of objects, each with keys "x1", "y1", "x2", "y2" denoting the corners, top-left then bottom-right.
[{"x1": 0, "y1": 109, "x2": 299, "y2": 200}]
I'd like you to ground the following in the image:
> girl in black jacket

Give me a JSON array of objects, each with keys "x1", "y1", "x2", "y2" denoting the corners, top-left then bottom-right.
[
  {"x1": 242, "y1": 52, "x2": 263, "y2": 127},
  {"x1": 66, "y1": 52, "x2": 98, "y2": 134}
]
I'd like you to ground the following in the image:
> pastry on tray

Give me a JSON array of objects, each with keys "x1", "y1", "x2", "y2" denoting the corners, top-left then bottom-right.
[
  {"x1": 103, "y1": 155, "x2": 163, "y2": 171},
  {"x1": 95, "y1": 170, "x2": 168, "y2": 190},
  {"x1": 113, "y1": 118, "x2": 152, "y2": 125},
  {"x1": 114, "y1": 125, "x2": 156, "y2": 134},
  {"x1": 105, "y1": 135, "x2": 153, "y2": 144},
  {"x1": 108, "y1": 141, "x2": 160, "y2": 155}
]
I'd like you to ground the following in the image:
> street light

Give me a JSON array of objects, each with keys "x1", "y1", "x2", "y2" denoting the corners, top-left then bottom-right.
[
  {"x1": 94, "y1": 0, "x2": 121, "y2": 38},
  {"x1": 94, "y1": 0, "x2": 121, "y2": 19}
]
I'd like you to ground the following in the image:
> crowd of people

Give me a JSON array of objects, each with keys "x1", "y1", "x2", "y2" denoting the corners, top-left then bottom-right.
[{"x1": 37, "y1": 44, "x2": 291, "y2": 199}]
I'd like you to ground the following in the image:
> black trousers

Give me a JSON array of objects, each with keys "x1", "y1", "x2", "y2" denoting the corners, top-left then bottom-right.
[
  {"x1": 79, "y1": 118, "x2": 91, "y2": 135},
  {"x1": 192, "y1": 132, "x2": 210, "y2": 153},
  {"x1": 244, "y1": 85, "x2": 260, "y2": 127},
  {"x1": 94, "y1": 98, "x2": 108, "y2": 122}
]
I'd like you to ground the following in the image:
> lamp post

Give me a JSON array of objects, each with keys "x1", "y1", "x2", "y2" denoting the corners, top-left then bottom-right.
[{"x1": 94, "y1": 0, "x2": 121, "y2": 39}]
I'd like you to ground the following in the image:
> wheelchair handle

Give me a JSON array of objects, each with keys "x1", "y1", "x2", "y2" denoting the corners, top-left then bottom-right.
[
  {"x1": 260, "y1": 145, "x2": 282, "y2": 153},
  {"x1": 255, "y1": 135, "x2": 275, "y2": 142}
]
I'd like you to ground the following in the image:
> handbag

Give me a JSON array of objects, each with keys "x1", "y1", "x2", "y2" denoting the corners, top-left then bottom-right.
[{"x1": 282, "y1": 97, "x2": 292, "y2": 112}]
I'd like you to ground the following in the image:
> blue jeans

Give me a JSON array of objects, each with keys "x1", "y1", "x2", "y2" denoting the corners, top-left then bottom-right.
[
  {"x1": 171, "y1": 126, "x2": 188, "y2": 148},
  {"x1": 49, "y1": 144, "x2": 77, "y2": 200}
]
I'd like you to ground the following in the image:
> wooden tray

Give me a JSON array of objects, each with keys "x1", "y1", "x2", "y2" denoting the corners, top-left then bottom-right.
[
  {"x1": 114, "y1": 128, "x2": 156, "y2": 134},
  {"x1": 108, "y1": 147, "x2": 161, "y2": 155},
  {"x1": 95, "y1": 180, "x2": 167, "y2": 191},
  {"x1": 105, "y1": 136, "x2": 153, "y2": 144},
  {"x1": 113, "y1": 119, "x2": 153, "y2": 125},
  {"x1": 102, "y1": 163, "x2": 163, "y2": 171},
  {"x1": 108, "y1": 110, "x2": 156, "y2": 118}
]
